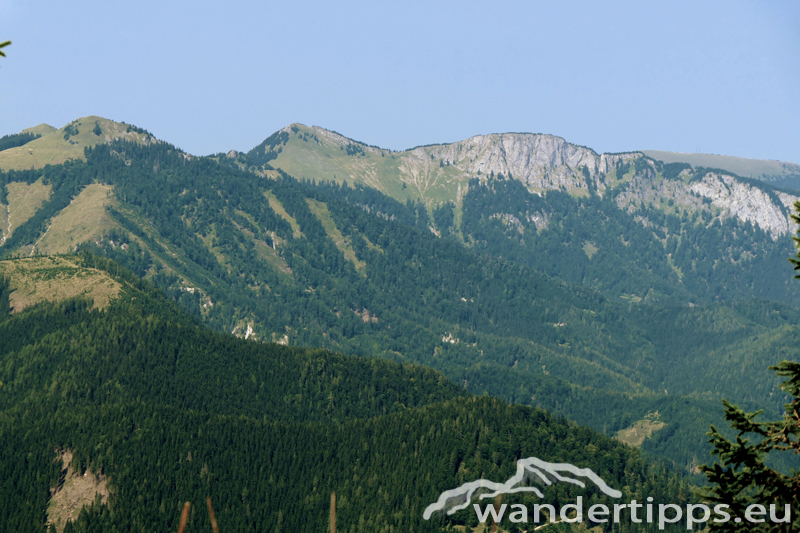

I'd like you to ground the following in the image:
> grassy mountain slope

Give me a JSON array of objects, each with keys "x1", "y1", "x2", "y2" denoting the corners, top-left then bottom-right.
[
  {"x1": 256, "y1": 125, "x2": 797, "y2": 233},
  {"x1": 247, "y1": 124, "x2": 433, "y2": 202},
  {"x1": 642, "y1": 149, "x2": 800, "y2": 191},
  {"x1": 0, "y1": 258, "x2": 693, "y2": 532},
  {"x1": 0, "y1": 256, "x2": 122, "y2": 312},
  {"x1": 0, "y1": 116, "x2": 155, "y2": 171},
  {"x1": 21, "y1": 123, "x2": 57, "y2": 136}
]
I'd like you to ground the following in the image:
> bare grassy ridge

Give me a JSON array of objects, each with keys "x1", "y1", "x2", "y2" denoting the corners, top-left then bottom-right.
[
  {"x1": 270, "y1": 124, "x2": 461, "y2": 206},
  {"x1": 641, "y1": 150, "x2": 800, "y2": 181},
  {"x1": 2, "y1": 178, "x2": 53, "y2": 243},
  {"x1": 35, "y1": 184, "x2": 117, "y2": 254},
  {"x1": 0, "y1": 256, "x2": 122, "y2": 312},
  {"x1": 0, "y1": 116, "x2": 154, "y2": 171}
]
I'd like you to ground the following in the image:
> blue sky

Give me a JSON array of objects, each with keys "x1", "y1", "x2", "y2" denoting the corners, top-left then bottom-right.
[{"x1": 1, "y1": 0, "x2": 798, "y2": 162}]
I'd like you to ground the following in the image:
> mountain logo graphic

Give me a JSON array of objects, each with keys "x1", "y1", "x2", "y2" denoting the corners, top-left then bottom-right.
[{"x1": 423, "y1": 456, "x2": 622, "y2": 520}]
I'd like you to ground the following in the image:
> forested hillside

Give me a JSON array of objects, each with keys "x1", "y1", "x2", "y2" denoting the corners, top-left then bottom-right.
[
  {"x1": 257, "y1": 124, "x2": 799, "y2": 307},
  {"x1": 0, "y1": 120, "x2": 798, "y2": 476},
  {"x1": 0, "y1": 259, "x2": 694, "y2": 532},
  {"x1": 461, "y1": 176, "x2": 799, "y2": 305}
]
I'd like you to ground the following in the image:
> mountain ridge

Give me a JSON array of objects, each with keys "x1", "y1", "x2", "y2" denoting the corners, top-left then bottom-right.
[
  {"x1": 0, "y1": 127, "x2": 798, "y2": 472},
  {"x1": 641, "y1": 149, "x2": 800, "y2": 191},
  {"x1": 0, "y1": 116, "x2": 156, "y2": 171},
  {"x1": 255, "y1": 123, "x2": 797, "y2": 240}
]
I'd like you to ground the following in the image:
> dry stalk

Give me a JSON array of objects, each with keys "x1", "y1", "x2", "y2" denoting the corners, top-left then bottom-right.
[
  {"x1": 177, "y1": 502, "x2": 190, "y2": 533},
  {"x1": 206, "y1": 498, "x2": 220, "y2": 533},
  {"x1": 330, "y1": 491, "x2": 336, "y2": 533}
]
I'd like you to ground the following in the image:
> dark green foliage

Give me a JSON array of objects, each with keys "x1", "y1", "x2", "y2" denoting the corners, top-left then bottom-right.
[
  {"x1": 0, "y1": 132, "x2": 41, "y2": 152},
  {"x1": 63, "y1": 122, "x2": 79, "y2": 141},
  {"x1": 0, "y1": 276, "x2": 693, "y2": 532},
  {"x1": 345, "y1": 143, "x2": 365, "y2": 156},
  {"x1": 634, "y1": 157, "x2": 652, "y2": 176},
  {"x1": 433, "y1": 201, "x2": 455, "y2": 234},
  {"x1": 312, "y1": 179, "x2": 417, "y2": 226},
  {"x1": 699, "y1": 361, "x2": 800, "y2": 531},
  {"x1": 122, "y1": 122, "x2": 153, "y2": 136},
  {"x1": 245, "y1": 130, "x2": 289, "y2": 167},
  {"x1": 92, "y1": 121, "x2": 101, "y2": 136},
  {"x1": 77, "y1": 229, "x2": 153, "y2": 278},
  {"x1": 1, "y1": 138, "x2": 797, "y2": 474},
  {"x1": 765, "y1": 174, "x2": 800, "y2": 193},
  {"x1": 789, "y1": 198, "x2": 800, "y2": 278},
  {"x1": 461, "y1": 178, "x2": 800, "y2": 305},
  {"x1": 0, "y1": 276, "x2": 9, "y2": 320},
  {"x1": 661, "y1": 162, "x2": 691, "y2": 180}
]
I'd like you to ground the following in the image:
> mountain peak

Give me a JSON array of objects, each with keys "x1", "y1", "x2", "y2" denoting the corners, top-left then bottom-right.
[
  {"x1": 0, "y1": 116, "x2": 157, "y2": 171},
  {"x1": 20, "y1": 123, "x2": 56, "y2": 136}
]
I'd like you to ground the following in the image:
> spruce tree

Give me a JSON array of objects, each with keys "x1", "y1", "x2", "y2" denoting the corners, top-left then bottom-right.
[{"x1": 699, "y1": 199, "x2": 800, "y2": 531}]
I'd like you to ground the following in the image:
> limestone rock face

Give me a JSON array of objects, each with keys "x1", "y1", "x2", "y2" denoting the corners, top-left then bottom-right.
[
  {"x1": 424, "y1": 133, "x2": 638, "y2": 194},
  {"x1": 690, "y1": 173, "x2": 794, "y2": 238},
  {"x1": 271, "y1": 124, "x2": 799, "y2": 239}
]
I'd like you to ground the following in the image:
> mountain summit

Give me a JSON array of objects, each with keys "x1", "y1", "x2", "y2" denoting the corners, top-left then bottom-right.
[{"x1": 0, "y1": 116, "x2": 156, "y2": 171}]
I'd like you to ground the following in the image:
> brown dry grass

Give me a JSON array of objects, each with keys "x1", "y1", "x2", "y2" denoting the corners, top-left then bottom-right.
[
  {"x1": 3, "y1": 178, "x2": 53, "y2": 242},
  {"x1": 0, "y1": 256, "x2": 122, "y2": 312},
  {"x1": 615, "y1": 412, "x2": 666, "y2": 447},
  {"x1": 46, "y1": 449, "x2": 109, "y2": 533},
  {"x1": 36, "y1": 184, "x2": 118, "y2": 254}
]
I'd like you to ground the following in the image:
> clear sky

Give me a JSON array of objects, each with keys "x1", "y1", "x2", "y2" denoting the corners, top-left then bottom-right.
[{"x1": 1, "y1": 0, "x2": 798, "y2": 163}]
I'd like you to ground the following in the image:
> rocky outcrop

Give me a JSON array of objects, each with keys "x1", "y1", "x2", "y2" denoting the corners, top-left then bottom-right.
[
  {"x1": 614, "y1": 171, "x2": 797, "y2": 239},
  {"x1": 423, "y1": 133, "x2": 639, "y2": 194},
  {"x1": 616, "y1": 175, "x2": 707, "y2": 214},
  {"x1": 275, "y1": 125, "x2": 799, "y2": 238},
  {"x1": 428, "y1": 133, "x2": 798, "y2": 239},
  {"x1": 690, "y1": 173, "x2": 794, "y2": 239}
]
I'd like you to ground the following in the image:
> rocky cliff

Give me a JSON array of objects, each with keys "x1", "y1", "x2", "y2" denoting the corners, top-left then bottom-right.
[
  {"x1": 266, "y1": 124, "x2": 798, "y2": 240},
  {"x1": 416, "y1": 133, "x2": 638, "y2": 195}
]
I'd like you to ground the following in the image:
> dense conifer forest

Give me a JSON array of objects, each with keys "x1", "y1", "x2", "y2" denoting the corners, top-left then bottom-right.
[
  {"x1": 1, "y1": 139, "x2": 797, "y2": 474},
  {"x1": 0, "y1": 261, "x2": 695, "y2": 532}
]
